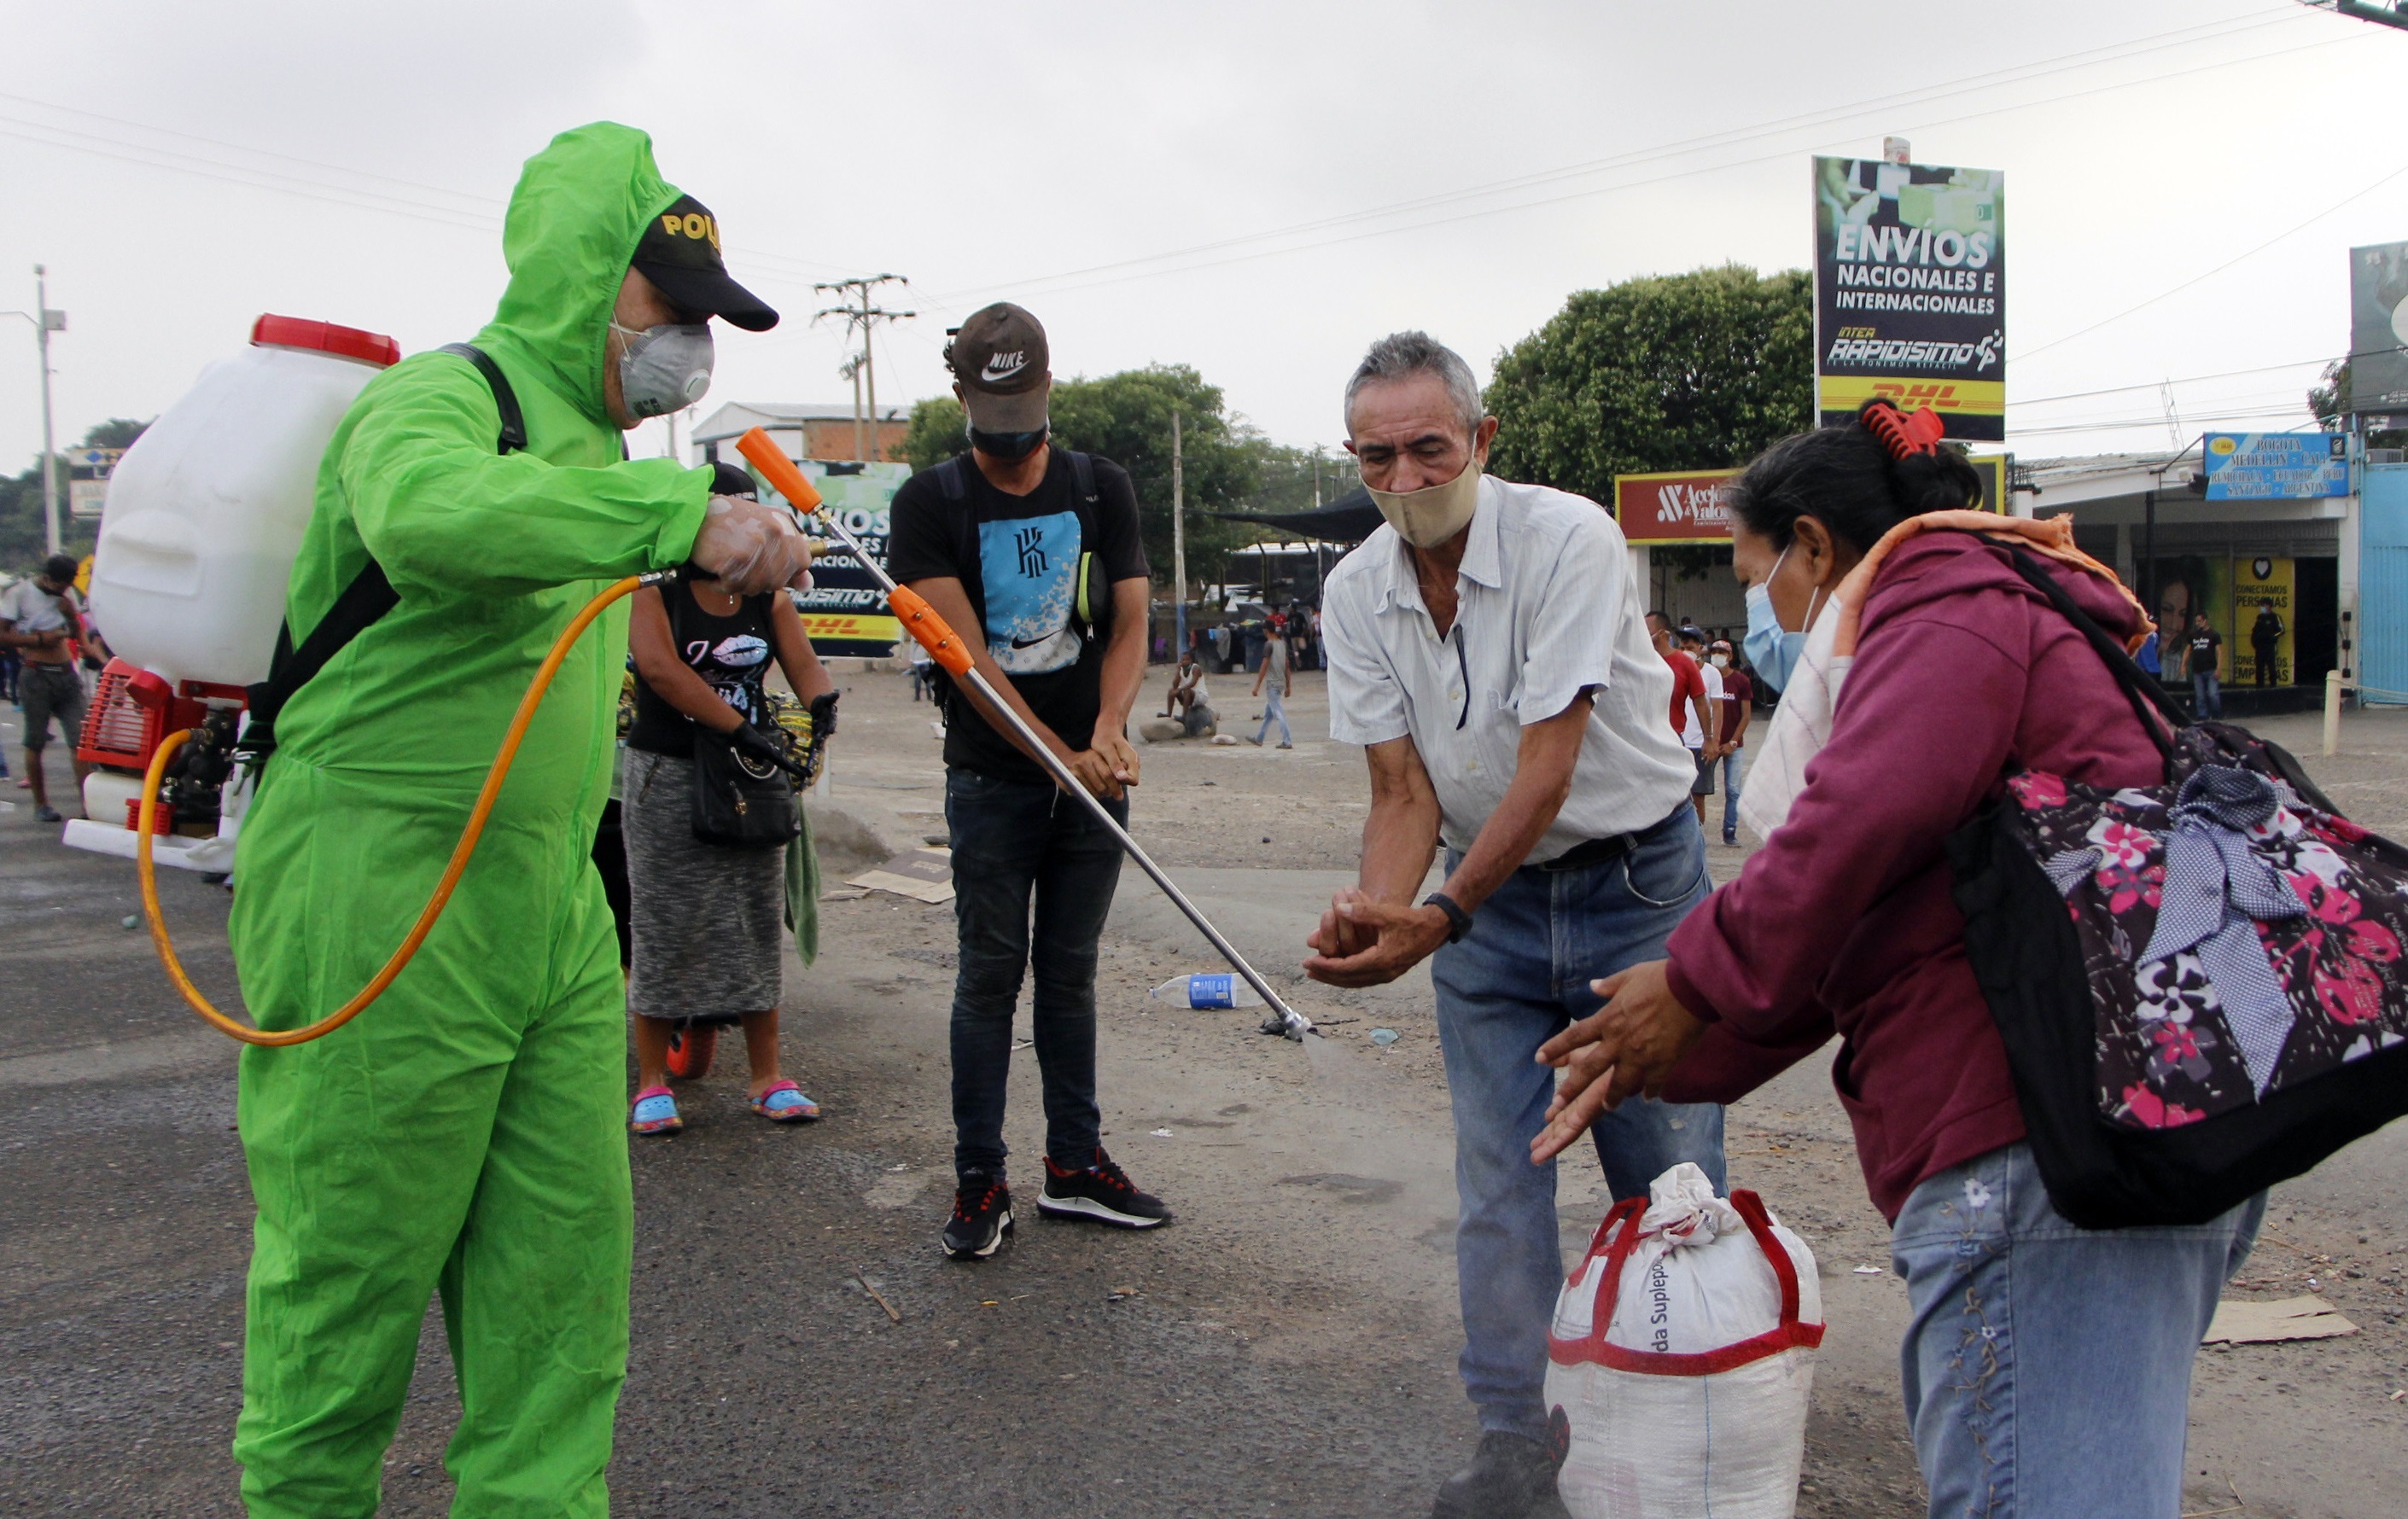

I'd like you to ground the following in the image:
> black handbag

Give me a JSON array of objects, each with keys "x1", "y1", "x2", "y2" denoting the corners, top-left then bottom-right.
[
  {"x1": 690, "y1": 719, "x2": 802, "y2": 849},
  {"x1": 1946, "y1": 545, "x2": 2408, "y2": 1227}
]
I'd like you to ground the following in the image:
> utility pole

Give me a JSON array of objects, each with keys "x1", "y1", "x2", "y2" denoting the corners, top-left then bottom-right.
[
  {"x1": 1171, "y1": 407, "x2": 1187, "y2": 659},
  {"x1": 6, "y1": 268, "x2": 67, "y2": 553},
  {"x1": 813, "y1": 274, "x2": 913, "y2": 463}
]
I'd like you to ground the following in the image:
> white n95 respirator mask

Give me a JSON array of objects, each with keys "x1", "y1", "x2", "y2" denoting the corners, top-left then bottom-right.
[{"x1": 612, "y1": 320, "x2": 714, "y2": 418}]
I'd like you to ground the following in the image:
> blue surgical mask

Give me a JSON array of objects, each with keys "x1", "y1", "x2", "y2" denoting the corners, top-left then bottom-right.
[{"x1": 1741, "y1": 543, "x2": 1821, "y2": 694}]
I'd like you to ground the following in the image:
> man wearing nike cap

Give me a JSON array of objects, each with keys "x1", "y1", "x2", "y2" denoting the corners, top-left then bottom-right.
[
  {"x1": 886, "y1": 302, "x2": 1166, "y2": 1261},
  {"x1": 226, "y1": 124, "x2": 805, "y2": 1516}
]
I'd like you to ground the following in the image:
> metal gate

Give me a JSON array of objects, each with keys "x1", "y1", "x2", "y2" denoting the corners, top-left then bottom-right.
[{"x1": 2361, "y1": 463, "x2": 2408, "y2": 703}]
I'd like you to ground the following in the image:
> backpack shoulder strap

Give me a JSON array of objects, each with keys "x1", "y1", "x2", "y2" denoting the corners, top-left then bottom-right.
[
  {"x1": 242, "y1": 342, "x2": 525, "y2": 758},
  {"x1": 438, "y1": 342, "x2": 528, "y2": 454},
  {"x1": 1996, "y1": 541, "x2": 2181, "y2": 769},
  {"x1": 1067, "y1": 449, "x2": 1096, "y2": 503},
  {"x1": 936, "y1": 457, "x2": 966, "y2": 501}
]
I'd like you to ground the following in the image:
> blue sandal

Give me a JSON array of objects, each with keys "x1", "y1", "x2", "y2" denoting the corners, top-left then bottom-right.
[
  {"x1": 629, "y1": 1085, "x2": 682, "y2": 1136},
  {"x1": 749, "y1": 1080, "x2": 820, "y2": 1123}
]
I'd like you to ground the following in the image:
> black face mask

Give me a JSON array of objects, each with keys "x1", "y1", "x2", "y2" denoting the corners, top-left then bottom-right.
[{"x1": 967, "y1": 424, "x2": 1047, "y2": 461}]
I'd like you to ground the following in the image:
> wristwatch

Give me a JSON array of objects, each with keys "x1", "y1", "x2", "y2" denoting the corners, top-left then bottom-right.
[{"x1": 1422, "y1": 891, "x2": 1473, "y2": 944}]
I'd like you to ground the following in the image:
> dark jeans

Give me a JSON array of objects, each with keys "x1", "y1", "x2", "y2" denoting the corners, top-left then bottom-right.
[
  {"x1": 945, "y1": 768, "x2": 1128, "y2": 1178},
  {"x1": 2253, "y1": 643, "x2": 2278, "y2": 686},
  {"x1": 2192, "y1": 671, "x2": 2223, "y2": 720}
]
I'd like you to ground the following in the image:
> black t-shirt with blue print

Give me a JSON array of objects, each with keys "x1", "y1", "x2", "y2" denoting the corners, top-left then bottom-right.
[{"x1": 888, "y1": 447, "x2": 1148, "y2": 783}]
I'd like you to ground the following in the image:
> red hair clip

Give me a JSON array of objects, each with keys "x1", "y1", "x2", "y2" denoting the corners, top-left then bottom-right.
[{"x1": 1862, "y1": 399, "x2": 1946, "y2": 460}]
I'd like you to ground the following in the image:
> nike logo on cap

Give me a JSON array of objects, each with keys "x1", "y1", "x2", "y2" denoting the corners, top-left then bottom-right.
[{"x1": 982, "y1": 352, "x2": 1028, "y2": 383}]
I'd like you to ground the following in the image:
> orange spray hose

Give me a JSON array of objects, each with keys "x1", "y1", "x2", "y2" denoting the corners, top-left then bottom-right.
[{"x1": 138, "y1": 573, "x2": 645, "y2": 1046}]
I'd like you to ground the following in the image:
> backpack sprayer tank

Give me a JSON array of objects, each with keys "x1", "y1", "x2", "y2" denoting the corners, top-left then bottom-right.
[{"x1": 67, "y1": 315, "x2": 399, "y2": 868}]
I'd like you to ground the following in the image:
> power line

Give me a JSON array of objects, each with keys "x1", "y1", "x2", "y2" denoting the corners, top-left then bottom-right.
[
  {"x1": 2011, "y1": 161, "x2": 2408, "y2": 361},
  {"x1": 949, "y1": 20, "x2": 2358, "y2": 306},
  {"x1": 934, "y1": 6, "x2": 2323, "y2": 303}
]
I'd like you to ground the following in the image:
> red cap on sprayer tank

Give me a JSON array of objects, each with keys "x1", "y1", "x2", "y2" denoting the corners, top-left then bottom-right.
[{"x1": 249, "y1": 314, "x2": 401, "y2": 369}]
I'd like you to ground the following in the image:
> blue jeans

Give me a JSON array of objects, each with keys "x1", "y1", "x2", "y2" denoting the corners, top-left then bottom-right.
[
  {"x1": 944, "y1": 769, "x2": 1129, "y2": 1179},
  {"x1": 1717, "y1": 745, "x2": 1747, "y2": 841},
  {"x1": 1891, "y1": 1143, "x2": 2264, "y2": 1518},
  {"x1": 1431, "y1": 806, "x2": 1727, "y2": 1441},
  {"x1": 2191, "y1": 670, "x2": 2222, "y2": 719},
  {"x1": 1254, "y1": 686, "x2": 1291, "y2": 745}
]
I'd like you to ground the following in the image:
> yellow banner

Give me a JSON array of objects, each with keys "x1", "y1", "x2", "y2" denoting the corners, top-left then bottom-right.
[
  {"x1": 1816, "y1": 375, "x2": 2005, "y2": 421},
  {"x1": 800, "y1": 613, "x2": 900, "y2": 646}
]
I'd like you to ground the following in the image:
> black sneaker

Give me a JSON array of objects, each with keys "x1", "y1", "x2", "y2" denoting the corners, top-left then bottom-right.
[
  {"x1": 1431, "y1": 1430, "x2": 1564, "y2": 1519},
  {"x1": 1036, "y1": 1149, "x2": 1172, "y2": 1229},
  {"x1": 942, "y1": 1170, "x2": 1012, "y2": 1260}
]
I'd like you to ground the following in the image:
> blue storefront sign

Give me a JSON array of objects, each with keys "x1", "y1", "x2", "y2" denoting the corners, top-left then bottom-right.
[{"x1": 2201, "y1": 432, "x2": 2349, "y2": 501}]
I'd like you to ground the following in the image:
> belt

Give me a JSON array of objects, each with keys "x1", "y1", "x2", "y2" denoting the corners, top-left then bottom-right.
[{"x1": 1536, "y1": 806, "x2": 1688, "y2": 873}]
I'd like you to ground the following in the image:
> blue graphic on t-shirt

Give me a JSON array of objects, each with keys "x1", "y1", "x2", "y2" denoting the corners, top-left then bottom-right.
[{"x1": 979, "y1": 510, "x2": 1082, "y2": 674}]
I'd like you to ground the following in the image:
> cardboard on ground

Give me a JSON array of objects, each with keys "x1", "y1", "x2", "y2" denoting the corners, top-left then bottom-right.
[
  {"x1": 2201, "y1": 1295, "x2": 2358, "y2": 1345},
  {"x1": 848, "y1": 847, "x2": 955, "y2": 905}
]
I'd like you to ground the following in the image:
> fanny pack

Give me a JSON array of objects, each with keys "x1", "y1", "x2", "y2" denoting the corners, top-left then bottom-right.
[
  {"x1": 689, "y1": 719, "x2": 802, "y2": 849},
  {"x1": 1945, "y1": 544, "x2": 2408, "y2": 1228}
]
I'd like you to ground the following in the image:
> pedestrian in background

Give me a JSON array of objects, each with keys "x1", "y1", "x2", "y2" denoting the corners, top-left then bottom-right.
[
  {"x1": 1534, "y1": 404, "x2": 2263, "y2": 1519},
  {"x1": 623, "y1": 463, "x2": 835, "y2": 1136},
  {"x1": 1308, "y1": 332, "x2": 1721, "y2": 1519},
  {"x1": 2250, "y1": 600, "x2": 2283, "y2": 688},
  {"x1": 1647, "y1": 611, "x2": 1717, "y2": 828},
  {"x1": 1248, "y1": 620, "x2": 1292, "y2": 748},
  {"x1": 1707, "y1": 638, "x2": 1752, "y2": 846},
  {"x1": 0, "y1": 555, "x2": 91, "y2": 822},
  {"x1": 2189, "y1": 611, "x2": 2224, "y2": 719}
]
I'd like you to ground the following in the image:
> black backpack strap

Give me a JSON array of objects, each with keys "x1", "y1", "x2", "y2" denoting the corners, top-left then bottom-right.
[
  {"x1": 241, "y1": 343, "x2": 525, "y2": 759},
  {"x1": 438, "y1": 342, "x2": 528, "y2": 455},
  {"x1": 1067, "y1": 449, "x2": 1096, "y2": 503},
  {"x1": 936, "y1": 457, "x2": 965, "y2": 501},
  {"x1": 1993, "y1": 539, "x2": 2181, "y2": 771}
]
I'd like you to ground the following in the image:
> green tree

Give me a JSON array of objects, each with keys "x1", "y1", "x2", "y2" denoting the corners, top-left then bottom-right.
[
  {"x1": 0, "y1": 417, "x2": 152, "y2": 573},
  {"x1": 2310, "y1": 358, "x2": 2405, "y2": 449},
  {"x1": 1485, "y1": 263, "x2": 1813, "y2": 495}
]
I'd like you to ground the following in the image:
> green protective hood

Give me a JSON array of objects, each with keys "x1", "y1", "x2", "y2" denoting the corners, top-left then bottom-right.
[{"x1": 476, "y1": 121, "x2": 680, "y2": 424}]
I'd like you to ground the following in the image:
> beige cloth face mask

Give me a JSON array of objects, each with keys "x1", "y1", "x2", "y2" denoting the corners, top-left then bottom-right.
[{"x1": 1364, "y1": 458, "x2": 1483, "y2": 547}]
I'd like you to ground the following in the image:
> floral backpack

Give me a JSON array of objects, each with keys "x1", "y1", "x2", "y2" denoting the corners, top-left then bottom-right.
[{"x1": 1946, "y1": 543, "x2": 2408, "y2": 1229}]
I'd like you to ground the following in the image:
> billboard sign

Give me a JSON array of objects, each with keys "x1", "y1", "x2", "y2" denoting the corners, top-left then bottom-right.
[
  {"x1": 2351, "y1": 241, "x2": 2408, "y2": 416},
  {"x1": 1615, "y1": 457, "x2": 2009, "y2": 544},
  {"x1": 2201, "y1": 433, "x2": 2348, "y2": 501},
  {"x1": 746, "y1": 455, "x2": 911, "y2": 657},
  {"x1": 1614, "y1": 468, "x2": 1735, "y2": 544},
  {"x1": 67, "y1": 445, "x2": 124, "y2": 520},
  {"x1": 1814, "y1": 156, "x2": 2004, "y2": 440}
]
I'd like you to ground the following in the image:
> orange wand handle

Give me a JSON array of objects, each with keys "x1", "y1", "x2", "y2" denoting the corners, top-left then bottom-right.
[{"x1": 732, "y1": 426, "x2": 974, "y2": 676}]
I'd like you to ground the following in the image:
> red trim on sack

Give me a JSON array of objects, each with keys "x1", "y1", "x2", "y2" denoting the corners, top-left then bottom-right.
[{"x1": 1546, "y1": 1188, "x2": 1828, "y2": 1375}]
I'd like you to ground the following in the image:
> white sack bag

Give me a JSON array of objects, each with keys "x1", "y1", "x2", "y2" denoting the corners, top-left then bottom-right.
[{"x1": 1544, "y1": 1163, "x2": 1824, "y2": 1519}]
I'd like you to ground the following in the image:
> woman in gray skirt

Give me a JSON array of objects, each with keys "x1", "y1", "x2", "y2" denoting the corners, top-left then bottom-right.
[{"x1": 623, "y1": 556, "x2": 833, "y2": 1136}]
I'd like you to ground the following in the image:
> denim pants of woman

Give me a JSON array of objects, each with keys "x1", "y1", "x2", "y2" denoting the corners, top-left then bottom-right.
[
  {"x1": 944, "y1": 769, "x2": 1129, "y2": 1179},
  {"x1": 1430, "y1": 806, "x2": 1727, "y2": 1443},
  {"x1": 1890, "y1": 1142, "x2": 2264, "y2": 1518}
]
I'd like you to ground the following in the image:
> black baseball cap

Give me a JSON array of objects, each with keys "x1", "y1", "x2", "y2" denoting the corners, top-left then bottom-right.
[
  {"x1": 944, "y1": 302, "x2": 1049, "y2": 431},
  {"x1": 633, "y1": 195, "x2": 779, "y2": 332}
]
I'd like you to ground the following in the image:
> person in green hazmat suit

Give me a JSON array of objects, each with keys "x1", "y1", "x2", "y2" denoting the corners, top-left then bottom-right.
[{"x1": 225, "y1": 122, "x2": 812, "y2": 1516}]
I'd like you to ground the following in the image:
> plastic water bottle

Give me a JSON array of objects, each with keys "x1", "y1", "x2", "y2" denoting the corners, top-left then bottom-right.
[{"x1": 1149, "y1": 973, "x2": 1263, "y2": 1010}]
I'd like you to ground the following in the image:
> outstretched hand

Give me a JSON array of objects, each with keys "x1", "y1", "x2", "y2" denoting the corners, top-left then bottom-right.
[
  {"x1": 1529, "y1": 959, "x2": 1706, "y2": 1164},
  {"x1": 1303, "y1": 888, "x2": 1451, "y2": 987}
]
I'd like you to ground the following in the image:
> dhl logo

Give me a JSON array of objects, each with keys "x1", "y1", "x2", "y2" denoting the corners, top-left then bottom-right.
[{"x1": 1869, "y1": 382, "x2": 1964, "y2": 410}]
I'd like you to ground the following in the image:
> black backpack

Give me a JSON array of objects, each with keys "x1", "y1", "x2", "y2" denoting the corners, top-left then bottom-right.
[{"x1": 240, "y1": 343, "x2": 524, "y2": 760}]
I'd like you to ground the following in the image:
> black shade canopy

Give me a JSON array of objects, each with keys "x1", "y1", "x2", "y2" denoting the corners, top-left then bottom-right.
[{"x1": 1211, "y1": 484, "x2": 1382, "y2": 544}]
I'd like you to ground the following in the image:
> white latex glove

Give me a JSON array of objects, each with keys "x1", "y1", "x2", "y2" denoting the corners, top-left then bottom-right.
[{"x1": 692, "y1": 495, "x2": 812, "y2": 597}]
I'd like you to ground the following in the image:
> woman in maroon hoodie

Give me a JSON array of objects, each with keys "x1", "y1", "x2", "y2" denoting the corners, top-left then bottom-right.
[{"x1": 1531, "y1": 409, "x2": 2264, "y2": 1519}]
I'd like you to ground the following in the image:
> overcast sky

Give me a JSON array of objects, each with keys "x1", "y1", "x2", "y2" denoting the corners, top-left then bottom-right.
[{"x1": 3, "y1": 0, "x2": 2404, "y2": 476}]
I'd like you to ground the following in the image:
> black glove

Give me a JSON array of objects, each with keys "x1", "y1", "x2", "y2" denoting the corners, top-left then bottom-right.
[
  {"x1": 727, "y1": 719, "x2": 808, "y2": 779},
  {"x1": 807, "y1": 690, "x2": 838, "y2": 741}
]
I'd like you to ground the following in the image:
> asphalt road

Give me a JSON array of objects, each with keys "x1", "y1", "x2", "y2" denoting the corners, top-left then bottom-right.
[{"x1": 3, "y1": 679, "x2": 2404, "y2": 1517}]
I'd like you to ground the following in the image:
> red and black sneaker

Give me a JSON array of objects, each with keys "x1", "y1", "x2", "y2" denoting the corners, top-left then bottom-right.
[
  {"x1": 666, "y1": 1025, "x2": 716, "y2": 1080},
  {"x1": 942, "y1": 1170, "x2": 1013, "y2": 1260},
  {"x1": 1036, "y1": 1149, "x2": 1172, "y2": 1229}
]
